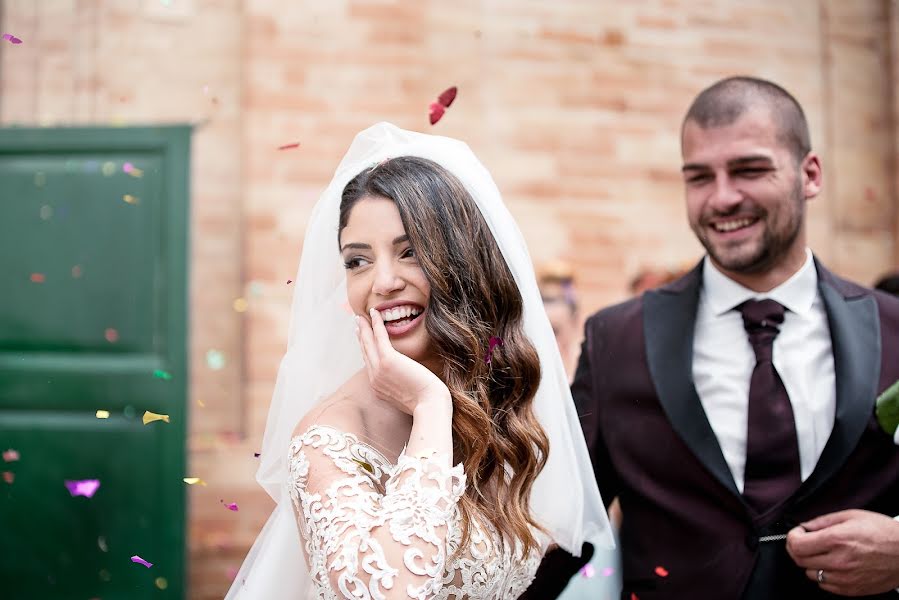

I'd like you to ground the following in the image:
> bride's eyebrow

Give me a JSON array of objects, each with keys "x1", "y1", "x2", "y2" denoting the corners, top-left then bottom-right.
[{"x1": 340, "y1": 235, "x2": 409, "y2": 253}]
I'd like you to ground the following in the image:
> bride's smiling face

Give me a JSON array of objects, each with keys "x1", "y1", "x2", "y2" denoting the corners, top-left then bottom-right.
[{"x1": 339, "y1": 195, "x2": 436, "y2": 365}]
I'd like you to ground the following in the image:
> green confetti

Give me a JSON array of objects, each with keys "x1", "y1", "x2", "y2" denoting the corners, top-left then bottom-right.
[
  {"x1": 153, "y1": 370, "x2": 172, "y2": 380},
  {"x1": 875, "y1": 379, "x2": 899, "y2": 435}
]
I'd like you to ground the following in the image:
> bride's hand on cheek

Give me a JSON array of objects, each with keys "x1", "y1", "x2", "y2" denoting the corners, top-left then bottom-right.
[{"x1": 356, "y1": 308, "x2": 451, "y2": 415}]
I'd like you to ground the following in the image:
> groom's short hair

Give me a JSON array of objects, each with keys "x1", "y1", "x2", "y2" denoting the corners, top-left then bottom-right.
[{"x1": 682, "y1": 76, "x2": 812, "y2": 163}]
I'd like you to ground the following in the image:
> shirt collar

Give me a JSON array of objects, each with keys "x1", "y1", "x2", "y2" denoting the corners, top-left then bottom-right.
[{"x1": 702, "y1": 248, "x2": 818, "y2": 317}]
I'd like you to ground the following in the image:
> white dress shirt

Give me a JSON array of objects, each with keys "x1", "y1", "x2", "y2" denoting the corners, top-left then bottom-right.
[{"x1": 692, "y1": 248, "x2": 836, "y2": 492}]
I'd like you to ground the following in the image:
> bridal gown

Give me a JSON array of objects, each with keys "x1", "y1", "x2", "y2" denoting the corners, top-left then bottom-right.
[{"x1": 288, "y1": 425, "x2": 545, "y2": 599}]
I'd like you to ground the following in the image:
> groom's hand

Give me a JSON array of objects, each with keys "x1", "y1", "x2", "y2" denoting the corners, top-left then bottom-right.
[{"x1": 786, "y1": 509, "x2": 899, "y2": 596}]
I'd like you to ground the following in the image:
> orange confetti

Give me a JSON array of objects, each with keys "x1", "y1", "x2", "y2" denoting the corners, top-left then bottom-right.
[
  {"x1": 30, "y1": 273, "x2": 45, "y2": 283},
  {"x1": 122, "y1": 194, "x2": 140, "y2": 205}
]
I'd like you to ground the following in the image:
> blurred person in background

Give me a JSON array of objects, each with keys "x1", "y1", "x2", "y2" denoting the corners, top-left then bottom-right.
[{"x1": 874, "y1": 272, "x2": 899, "y2": 296}]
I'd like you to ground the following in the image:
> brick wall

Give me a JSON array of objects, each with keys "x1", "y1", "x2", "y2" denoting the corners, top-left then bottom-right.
[{"x1": 2, "y1": 1, "x2": 897, "y2": 598}]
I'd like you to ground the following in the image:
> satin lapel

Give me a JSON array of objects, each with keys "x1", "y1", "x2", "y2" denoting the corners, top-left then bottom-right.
[
  {"x1": 643, "y1": 265, "x2": 742, "y2": 499},
  {"x1": 795, "y1": 265, "x2": 881, "y2": 503}
]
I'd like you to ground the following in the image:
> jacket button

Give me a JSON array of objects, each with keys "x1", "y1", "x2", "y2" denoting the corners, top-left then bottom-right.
[{"x1": 745, "y1": 534, "x2": 759, "y2": 551}]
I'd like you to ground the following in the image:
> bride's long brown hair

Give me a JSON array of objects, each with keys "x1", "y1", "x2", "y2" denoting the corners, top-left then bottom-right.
[{"x1": 339, "y1": 156, "x2": 549, "y2": 554}]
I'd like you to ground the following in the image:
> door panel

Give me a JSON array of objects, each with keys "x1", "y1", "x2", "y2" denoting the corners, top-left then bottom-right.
[{"x1": 0, "y1": 126, "x2": 190, "y2": 600}]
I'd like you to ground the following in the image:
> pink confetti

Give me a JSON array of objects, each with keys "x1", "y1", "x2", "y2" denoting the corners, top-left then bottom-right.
[
  {"x1": 2, "y1": 33, "x2": 23, "y2": 44},
  {"x1": 2, "y1": 471, "x2": 14, "y2": 484},
  {"x1": 65, "y1": 479, "x2": 101, "y2": 498},
  {"x1": 30, "y1": 273, "x2": 45, "y2": 283},
  {"x1": 277, "y1": 142, "x2": 300, "y2": 151},
  {"x1": 105, "y1": 328, "x2": 119, "y2": 343},
  {"x1": 131, "y1": 555, "x2": 153, "y2": 568},
  {"x1": 601, "y1": 566, "x2": 615, "y2": 577},
  {"x1": 579, "y1": 563, "x2": 595, "y2": 578},
  {"x1": 2, "y1": 449, "x2": 19, "y2": 463},
  {"x1": 485, "y1": 336, "x2": 504, "y2": 364},
  {"x1": 123, "y1": 162, "x2": 134, "y2": 173},
  {"x1": 654, "y1": 566, "x2": 669, "y2": 577},
  {"x1": 221, "y1": 500, "x2": 239, "y2": 511},
  {"x1": 428, "y1": 86, "x2": 457, "y2": 125}
]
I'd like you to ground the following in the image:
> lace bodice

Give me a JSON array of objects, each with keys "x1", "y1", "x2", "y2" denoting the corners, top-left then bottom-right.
[{"x1": 288, "y1": 425, "x2": 544, "y2": 599}]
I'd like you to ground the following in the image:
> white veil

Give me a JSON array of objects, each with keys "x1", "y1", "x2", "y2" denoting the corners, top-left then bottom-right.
[{"x1": 225, "y1": 122, "x2": 613, "y2": 599}]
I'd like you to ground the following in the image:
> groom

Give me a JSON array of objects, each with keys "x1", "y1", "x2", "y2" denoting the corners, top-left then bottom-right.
[{"x1": 522, "y1": 76, "x2": 899, "y2": 599}]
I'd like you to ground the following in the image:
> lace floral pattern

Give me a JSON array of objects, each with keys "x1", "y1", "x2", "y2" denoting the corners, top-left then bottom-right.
[{"x1": 288, "y1": 425, "x2": 543, "y2": 599}]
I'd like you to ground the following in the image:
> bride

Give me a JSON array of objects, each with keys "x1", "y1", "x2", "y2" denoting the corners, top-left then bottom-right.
[{"x1": 226, "y1": 123, "x2": 612, "y2": 599}]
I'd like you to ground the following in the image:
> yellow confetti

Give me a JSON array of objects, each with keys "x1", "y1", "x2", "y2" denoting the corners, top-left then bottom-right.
[
  {"x1": 197, "y1": 398, "x2": 206, "y2": 407},
  {"x1": 232, "y1": 297, "x2": 248, "y2": 313},
  {"x1": 183, "y1": 477, "x2": 207, "y2": 486},
  {"x1": 142, "y1": 411, "x2": 171, "y2": 425},
  {"x1": 127, "y1": 167, "x2": 144, "y2": 178},
  {"x1": 351, "y1": 458, "x2": 374, "y2": 474},
  {"x1": 96, "y1": 410, "x2": 110, "y2": 419},
  {"x1": 155, "y1": 577, "x2": 168, "y2": 590},
  {"x1": 101, "y1": 162, "x2": 116, "y2": 176},
  {"x1": 123, "y1": 194, "x2": 140, "y2": 205}
]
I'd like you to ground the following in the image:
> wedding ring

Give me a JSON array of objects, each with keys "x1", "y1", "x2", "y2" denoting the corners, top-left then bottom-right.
[{"x1": 816, "y1": 569, "x2": 826, "y2": 584}]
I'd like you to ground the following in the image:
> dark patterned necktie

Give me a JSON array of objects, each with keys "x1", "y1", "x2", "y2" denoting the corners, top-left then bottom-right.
[{"x1": 738, "y1": 299, "x2": 801, "y2": 513}]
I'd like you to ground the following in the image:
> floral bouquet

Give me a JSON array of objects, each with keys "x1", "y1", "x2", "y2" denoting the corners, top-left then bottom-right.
[{"x1": 875, "y1": 379, "x2": 899, "y2": 445}]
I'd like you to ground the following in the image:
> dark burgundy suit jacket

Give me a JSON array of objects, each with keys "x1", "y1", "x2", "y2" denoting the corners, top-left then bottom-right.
[{"x1": 522, "y1": 260, "x2": 899, "y2": 600}]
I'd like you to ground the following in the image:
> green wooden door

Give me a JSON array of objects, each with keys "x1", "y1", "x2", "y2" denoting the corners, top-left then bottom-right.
[{"x1": 0, "y1": 126, "x2": 190, "y2": 599}]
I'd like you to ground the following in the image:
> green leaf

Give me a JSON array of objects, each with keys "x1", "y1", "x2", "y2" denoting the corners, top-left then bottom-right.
[{"x1": 875, "y1": 379, "x2": 899, "y2": 435}]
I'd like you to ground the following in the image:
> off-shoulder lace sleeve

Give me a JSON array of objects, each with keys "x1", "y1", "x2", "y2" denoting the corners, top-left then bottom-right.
[{"x1": 288, "y1": 425, "x2": 466, "y2": 599}]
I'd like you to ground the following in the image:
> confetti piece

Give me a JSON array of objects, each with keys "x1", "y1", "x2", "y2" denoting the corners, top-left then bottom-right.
[
  {"x1": 428, "y1": 102, "x2": 445, "y2": 125},
  {"x1": 655, "y1": 566, "x2": 669, "y2": 577},
  {"x1": 278, "y1": 142, "x2": 300, "y2": 151},
  {"x1": 631, "y1": 594, "x2": 640, "y2": 600},
  {"x1": 2, "y1": 449, "x2": 19, "y2": 462},
  {"x1": 579, "y1": 563, "x2": 595, "y2": 578},
  {"x1": 155, "y1": 577, "x2": 168, "y2": 590},
  {"x1": 30, "y1": 273, "x2": 45, "y2": 283},
  {"x1": 428, "y1": 86, "x2": 458, "y2": 125},
  {"x1": 221, "y1": 500, "x2": 239, "y2": 511},
  {"x1": 183, "y1": 477, "x2": 207, "y2": 486},
  {"x1": 102, "y1": 162, "x2": 116, "y2": 177},
  {"x1": 286, "y1": 279, "x2": 292, "y2": 285},
  {"x1": 352, "y1": 458, "x2": 374, "y2": 474},
  {"x1": 485, "y1": 336, "x2": 504, "y2": 364},
  {"x1": 72, "y1": 265, "x2": 83, "y2": 278},
  {"x1": 197, "y1": 399, "x2": 206, "y2": 407},
  {"x1": 1, "y1": 33, "x2": 23, "y2": 44},
  {"x1": 96, "y1": 410, "x2": 110, "y2": 419},
  {"x1": 232, "y1": 297, "x2": 248, "y2": 313},
  {"x1": 153, "y1": 369, "x2": 172, "y2": 380},
  {"x1": 122, "y1": 194, "x2": 140, "y2": 205},
  {"x1": 142, "y1": 411, "x2": 170, "y2": 425},
  {"x1": 131, "y1": 555, "x2": 153, "y2": 568},
  {"x1": 601, "y1": 566, "x2": 615, "y2": 577},
  {"x1": 104, "y1": 328, "x2": 119, "y2": 343},
  {"x1": 206, "y1": 349, "x2": 226, "y2": 370},
  {"x1": 2, "y1": 471, "x2": 13, "y2": 484},
  {"x1": 98, "y1": 536, "x2": 108, "y2": 552},
  {"x1": 123, "y1": 163, "x2": 144, "y2": 178},
  {"x1": 39, "y1": 205, "x2": 53, "y2": 220},
  {"x1": 65, "y1": 479, "x2": 101, "y2": 498},
  {"x1": 253, "y1": 452, "x2": 260, "y2": 458}
]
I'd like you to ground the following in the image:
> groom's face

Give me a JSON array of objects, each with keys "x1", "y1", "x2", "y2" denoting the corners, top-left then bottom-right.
[
  {"x1": 340, "y1": 195, "x2": 437, "y2": 366},
  {"x1": 681, "y1": 107, "x2": 814, "y2": 279}
]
